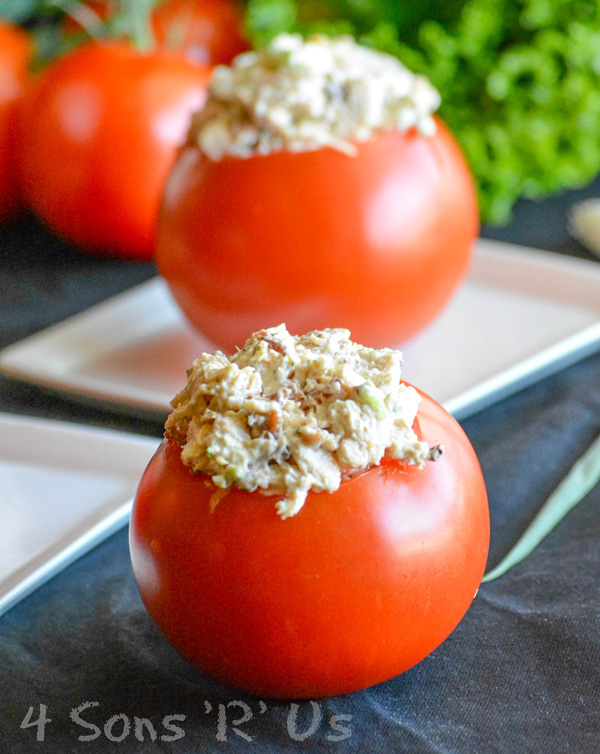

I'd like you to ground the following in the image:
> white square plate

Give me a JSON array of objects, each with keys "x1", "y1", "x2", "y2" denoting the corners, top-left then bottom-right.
[
  {"x1": 1, "y1": 239, "x2": 600, "y2": 420},
  {"x1": 0, "y1": 413, "x2": 159, "y2": 616}
]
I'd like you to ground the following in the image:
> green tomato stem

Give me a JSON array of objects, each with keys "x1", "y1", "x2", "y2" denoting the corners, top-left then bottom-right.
[
  {"x1": 121, "y1": 0, "x2": 155, "y2": 52},
  {"x1": 51, "y1": 0, "x2": 106, "y2": 38}
]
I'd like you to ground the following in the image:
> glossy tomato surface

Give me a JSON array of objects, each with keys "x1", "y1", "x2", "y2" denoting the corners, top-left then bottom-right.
[
  {"x1": 19, "y1": 41, "x2": 210, "y2": 259},
  {"x1": 156, "y1": 120, "x2": 479, "y2": 350},
  {"x1": 0, "y1": 21, "x2": 31, "y2": 221},
  {"x1": 130, "y1": 387, "x2": 489, "y2": 699}
]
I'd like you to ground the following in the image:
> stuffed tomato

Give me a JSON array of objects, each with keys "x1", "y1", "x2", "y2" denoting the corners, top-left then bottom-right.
[
  {"x1": 156, "y1": 34, "x2": 479, "y2": 351},
  {"x1": 130, "y1": 325, "x2": 489, "y2": 698}
]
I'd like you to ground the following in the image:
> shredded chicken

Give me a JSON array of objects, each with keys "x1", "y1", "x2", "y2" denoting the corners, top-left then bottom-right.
[
  {"x1": 166, "y1": 325, "x2": 434, "y2": 518},
  {"x1": 188, "y1": 34, "x2": 441, "y2": 160}
]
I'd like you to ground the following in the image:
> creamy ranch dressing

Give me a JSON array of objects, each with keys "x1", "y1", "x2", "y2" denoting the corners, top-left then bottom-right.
[
  {"x1": 188, "y1": 34, "x2": 441, "y2": 160},
  {"x1": 165, "y1": 325, "x2": 435, "y2": 518}
]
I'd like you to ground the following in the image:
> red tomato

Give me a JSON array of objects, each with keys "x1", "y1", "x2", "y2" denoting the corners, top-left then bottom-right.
[
  {"x1": 156, "y1": 120, "x2": 479, "y2": 350},
  {"x1": 19, "y1": 41, "x2": 210, "y2": 259},
  {"x1": 0, "y1": 21, "x2": 31, "y2": 222},
  {"x1": 153, "y1": 0, "x2": 249, "y2": 65},
  {"x1": 130, "y1": 386, "x2": 489, "y2": 699}
]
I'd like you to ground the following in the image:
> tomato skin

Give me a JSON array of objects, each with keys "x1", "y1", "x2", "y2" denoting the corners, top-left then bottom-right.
[
  {"x1": 153, "y1": 0, "x2": 249, "y2": 65},
  {"x1": 130, "y1": 387, "x2": 489, "y2": 699},
  {"x1": 19, "y1": 42, "x2": 210, "y2": 259},
  {"x1": 0, "y1": 22, "x2": 31, "y2": 222},
  {"x1": 156, "y1": 120, "x2": 478, "y2": 350}
]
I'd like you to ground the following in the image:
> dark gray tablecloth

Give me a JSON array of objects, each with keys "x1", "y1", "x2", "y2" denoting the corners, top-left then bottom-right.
[{"x1": 1, "y1": 181, "x2": 599, "y2": 753}]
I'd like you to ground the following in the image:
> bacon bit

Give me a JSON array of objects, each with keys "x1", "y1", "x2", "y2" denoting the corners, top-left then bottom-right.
[
  {"x1": 257, "y1": 330, "x2": 288, "y2": 355},
  {"x1": 268, "y1": 383, "x2": 305, "y2": 403},
  {"x1": 267, "y1": 408, "x2": 283, "y2": 436}
]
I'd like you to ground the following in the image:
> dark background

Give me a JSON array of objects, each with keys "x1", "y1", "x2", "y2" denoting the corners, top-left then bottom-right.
[{"x1": 0, "y1": 177, "x2": 599, "y2": 752}]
